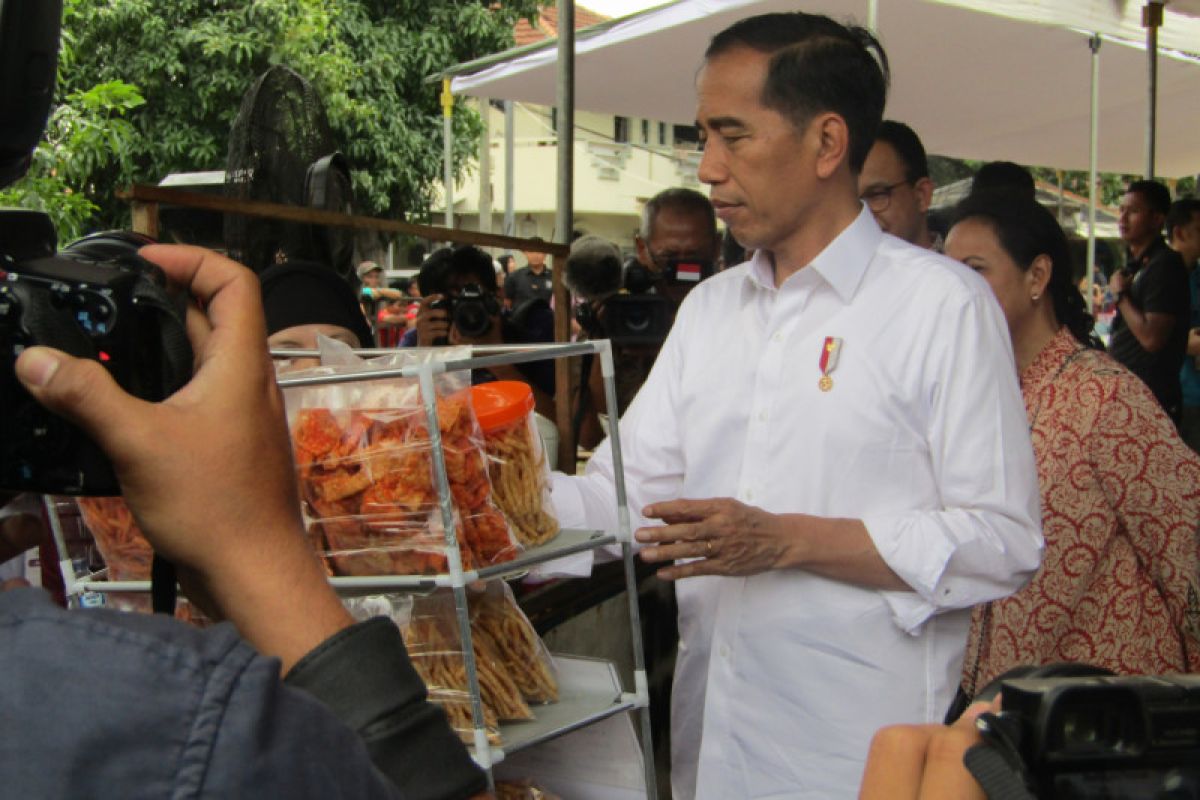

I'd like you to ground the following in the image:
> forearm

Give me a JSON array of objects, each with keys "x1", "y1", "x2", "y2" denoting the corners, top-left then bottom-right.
[
  {"x1": 1116, "y1": 295, "x2": 1171, "y2": 351},
  {"x1": 200, "y1": 527, "x2": 354, "y2": 674},
  {"x1": 776, "y1": 515, "x2": 910, "y2": 591}
]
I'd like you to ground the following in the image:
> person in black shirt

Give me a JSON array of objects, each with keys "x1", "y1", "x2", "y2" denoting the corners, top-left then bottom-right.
[
  {"x1": 1108, "y1": 180, "x2": 1191, "y2": 423},
  {"x1": 503, "y1": 240, "x2": 554, "y2": 310}
]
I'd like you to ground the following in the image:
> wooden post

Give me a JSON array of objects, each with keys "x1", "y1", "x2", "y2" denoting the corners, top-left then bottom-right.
[{"x1": 130, "y1": 201, "x2": 159, "y2": 239}]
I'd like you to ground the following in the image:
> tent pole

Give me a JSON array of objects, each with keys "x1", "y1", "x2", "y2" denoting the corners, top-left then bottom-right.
[
  {"x1": 1143, "y1": 2, "x2": 1163, "y2": 179},
  {"x1": 553, "y1": 0, "x2": 578, "y2": 477},
  {"x1": 504, "y1": 101, "x2": 516, "y2": 236},
  {"x1": 441, "y1": 79, "x2": 455, "y2": 232},
  {"x1": 867, "y1": 0, "x2": 879, "y2": 32},
  {"x1": 1088, "y1": 34, "x2": 1101, "y2": 316},
  {"x1": 478, "y1": 98, "x2": 493, "y2": 236}
]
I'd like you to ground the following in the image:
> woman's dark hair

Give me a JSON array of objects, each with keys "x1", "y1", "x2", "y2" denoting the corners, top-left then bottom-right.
[{"x1": 952, "y1": 191, "x2": 1103, "y2": 350}]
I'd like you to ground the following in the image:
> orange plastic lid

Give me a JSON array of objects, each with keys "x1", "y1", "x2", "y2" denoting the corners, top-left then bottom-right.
[{"x1": 470, "y1": 381, "x2": 535, "y2": 432}]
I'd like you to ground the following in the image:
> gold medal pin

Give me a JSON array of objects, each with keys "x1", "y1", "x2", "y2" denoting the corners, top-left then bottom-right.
[{"x1": 818, "y1": 336, "x2": 842, "y2": 392}]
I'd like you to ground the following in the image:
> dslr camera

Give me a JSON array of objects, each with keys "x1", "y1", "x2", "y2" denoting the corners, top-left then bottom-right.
[
  {"x1": 428, "y1": 282, "x2": 501, "y2": 344},
  {"x1": 0, "y1": 0, "x2": 192, "y2": 495},
  {"x1": 974, "y1": 674, "x2": 1200, "y2": 799}
]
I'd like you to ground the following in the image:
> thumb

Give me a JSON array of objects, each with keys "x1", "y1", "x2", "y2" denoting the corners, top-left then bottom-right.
[{"x1": 15, "y1": 347, "x2": 147, "y2": 456}]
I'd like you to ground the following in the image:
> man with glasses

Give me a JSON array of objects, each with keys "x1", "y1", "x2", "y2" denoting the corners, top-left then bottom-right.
[{"x1": 858, "y1": 120, "x2": 940, "y2": 251}]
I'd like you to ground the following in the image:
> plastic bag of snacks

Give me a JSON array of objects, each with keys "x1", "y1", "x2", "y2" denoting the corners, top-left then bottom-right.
[
  {"x1": 76, "y1": 497, "x2": 152, "y2": 581},
  {"x1": 470, "y1": 382, "x2": 559, "y2": 547},
  {"x1": 402, "y1": 590, "x2": 535, "y2": 746},
  {"x1": 469, "y1": 580, "x2": 558, "y2": 704},
  {"x1": 495, "y1": 779, "x2": 561, "y2": 800},
  {"x1": 284, "y1": 341, "x2": 521, "y2": 576}
]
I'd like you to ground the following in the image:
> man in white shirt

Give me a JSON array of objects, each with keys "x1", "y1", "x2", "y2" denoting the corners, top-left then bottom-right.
[{"x1": 550, "y1": 12, "x2": 1042, "y2": 799}]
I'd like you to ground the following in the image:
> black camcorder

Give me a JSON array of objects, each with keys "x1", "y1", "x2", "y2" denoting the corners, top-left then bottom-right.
[
  {"x1": 0, "y1": 0, "x2": 193, "y2": 495},
  {"x1": 428, "y1": 282, "x2": 501, "y2": 344},
  {"x1": 972, "y1": 674, "x2": 1200, "y2": 799}
]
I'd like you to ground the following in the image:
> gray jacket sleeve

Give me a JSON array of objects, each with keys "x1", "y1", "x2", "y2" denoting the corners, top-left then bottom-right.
[{"x1": 284, "y1": 617, "x2": 488, "y2": 800}]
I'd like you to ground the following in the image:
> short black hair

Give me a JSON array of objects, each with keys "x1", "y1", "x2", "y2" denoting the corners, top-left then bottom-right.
[
  {"x1": 1167, "y1": 197, "x2": 1200, "y2": 241},
  {"x1": 705, "y1": 13, "x2": 889, "y2": 173},
  {"x1": 971, "y1": 161, "x2": 1035, "y2": 200},
  {"x1": 875, "y1": 120, "x2": 928, "y2": 182},
  {"x1": 418, "y1": 245, "x2": 496, "y2": 297},
  {"x1": 641, "y1": 187, "x2": 718, "y2": 245},
  {"x1": 1126, "y1": 179, "x2": 1172, "y2": 217}
]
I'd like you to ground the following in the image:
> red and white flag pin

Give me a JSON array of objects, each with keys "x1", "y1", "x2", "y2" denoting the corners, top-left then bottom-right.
[
  {"x1": 675, "y1": 261, "x2": 702, "y2": 283},
  {"x1": 818, "y1": 336, "x2": 842, "y2": 392}
]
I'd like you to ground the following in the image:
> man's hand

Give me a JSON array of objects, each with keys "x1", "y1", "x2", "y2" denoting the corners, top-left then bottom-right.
[
  {"x1": 636, "y1": 498, "x2": 791, "y2": 580},
  {"x1": 858, "y1": 697, "x2": 1001, "y2": 800},
  {"x1": 1108, "y1": 269, "x2": 1128, "y2": 297},
  {"x1": 414, "y1": 294, "x2": 451, "y2": 346},
  {"x1": 637, "y1": 498, "x2": 910, "y2": 589},
  {"x1": 13, "y1": 244, "x2": 352, "y2": 672}
]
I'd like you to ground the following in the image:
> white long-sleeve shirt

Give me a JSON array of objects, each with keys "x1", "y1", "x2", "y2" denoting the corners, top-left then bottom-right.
[{"x1": 551, "y1": 207, "x2": 1042, "y2": 799}]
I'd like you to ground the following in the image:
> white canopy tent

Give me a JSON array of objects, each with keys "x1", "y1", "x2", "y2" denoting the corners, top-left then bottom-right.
[{"x1": 449, "y1": 0, "x2": 1200, "y2": 178}]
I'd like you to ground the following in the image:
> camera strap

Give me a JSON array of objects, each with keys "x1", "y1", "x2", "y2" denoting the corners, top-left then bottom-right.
[{"x1": 963, "y1": 712, "x2": 1038, "y2": 800}]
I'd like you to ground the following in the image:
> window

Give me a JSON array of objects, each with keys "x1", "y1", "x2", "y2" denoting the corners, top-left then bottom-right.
[
  {"x1": 550, "y1": 107, "x2": 558, "y2": 133},
  {"x1": 614, "y1": 116, "x2": 630, "y2": 143},
  {"x1": 658, "y1": 122, "x2": 667, "y2": 146},
  {"x1": 640, "y1": 119, "x2": 650, "y2": 143}
]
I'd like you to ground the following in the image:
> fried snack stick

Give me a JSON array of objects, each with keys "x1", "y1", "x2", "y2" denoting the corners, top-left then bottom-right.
[
  {"x1": 77, "y1": 496, "x2": 153, "y2": 581},
  {"x1": 485, "y1": 425, "x2": 558, "y2": 546},
  {"x1": 473, "y1": 593, "x2": 558, "y2": 703}
]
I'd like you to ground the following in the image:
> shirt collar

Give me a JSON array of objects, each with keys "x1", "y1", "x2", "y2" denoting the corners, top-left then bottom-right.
[{"x1": 743, "y1": 205, "x2": 882, "y2": 303}]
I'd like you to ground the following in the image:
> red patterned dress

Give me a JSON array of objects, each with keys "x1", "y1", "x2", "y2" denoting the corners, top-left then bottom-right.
[{"x1": 963, "y1": 326, "x2": 1200, "y2": 694}]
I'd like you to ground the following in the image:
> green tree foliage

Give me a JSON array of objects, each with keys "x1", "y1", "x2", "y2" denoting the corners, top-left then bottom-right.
[
  {"x1": 0, "y1": 80, "x2": 144, "y2": 241},
  {"x1": 41, "y1": 0, "x2": 545, "y2": 232}
]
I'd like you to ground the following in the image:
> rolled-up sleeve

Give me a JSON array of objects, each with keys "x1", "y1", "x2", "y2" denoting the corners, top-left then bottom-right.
[{"x1": 864, "y1": 290, "x2": 1043, "y2": 633}]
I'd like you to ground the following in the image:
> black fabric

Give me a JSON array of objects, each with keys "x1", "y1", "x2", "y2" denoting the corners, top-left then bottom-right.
[
  {"x1": 259, "y1": 259, "x2": 374, "y2": 347},
  {"x1": 497, "y1": 299, "x2": 555, "y2": 398},
  {"x1": 285, "y1": 617, "x2": 488, "y2": 800},
  {"x1": 1109, "y1": 237, "x2": 1191, "y2": 418},
  {"x1": 503, "y1": 266, "x2": 553, "y2": 309}
]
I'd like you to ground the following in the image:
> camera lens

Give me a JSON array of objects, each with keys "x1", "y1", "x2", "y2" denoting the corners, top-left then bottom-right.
[{"x1": 454, "y1": 299, "x2": 491, "y2": 338}]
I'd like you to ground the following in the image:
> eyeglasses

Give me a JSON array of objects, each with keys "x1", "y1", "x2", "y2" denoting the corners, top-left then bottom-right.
[{"x1": 860, "y1": 180, "x2": 912, "y2": 213}]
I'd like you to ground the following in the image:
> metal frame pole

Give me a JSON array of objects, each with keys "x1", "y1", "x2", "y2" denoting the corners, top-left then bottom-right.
[
  {"x1": 553, "y1": 0, "x2": 577, "y2": 473},
  {"x1": 504, "y1": 101, "x2": 516, "y2": 237},
  {"x1": 1088, "y1": 34, "x2": 1101, "y2": 310},
  {"x1": 1143, "y1": 2, "x2": 1163, "y2": 179},
  {"x1": 441, "y1": 78, "x2": 456, "y2": 231},
  {"x1": 600, "y1": 340, "x2": 658, "y2": 800}
]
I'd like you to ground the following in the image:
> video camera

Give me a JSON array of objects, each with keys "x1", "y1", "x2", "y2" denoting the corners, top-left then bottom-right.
[
  {"x1": 0, "y1": 0, "x2": 193, "y2": 495},
  {"x1": 590, "y1": 256, "x2": 713, "y2": 346},
  {"x1": 971, "y1": 674, "x2": 1200, "y2": 799}
]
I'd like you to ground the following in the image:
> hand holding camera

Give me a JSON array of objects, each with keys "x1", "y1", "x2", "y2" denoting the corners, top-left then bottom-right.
[{"x1": 14, "y1": 244, "x2": 353, "y2": 670}]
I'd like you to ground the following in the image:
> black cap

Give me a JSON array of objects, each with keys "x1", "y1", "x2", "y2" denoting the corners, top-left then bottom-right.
[{"x1": 259, "y1": 259, "x2": 373, "y2": 347}]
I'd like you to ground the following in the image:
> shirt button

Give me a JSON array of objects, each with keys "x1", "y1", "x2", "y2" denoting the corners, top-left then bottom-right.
[{"x1": 719, "y1": 645, "x2": 731, "y2": 660}]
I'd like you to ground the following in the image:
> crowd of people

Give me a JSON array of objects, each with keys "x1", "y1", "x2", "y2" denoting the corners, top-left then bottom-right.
[{"x1": 4, "y1": 7, "x2": 1200, "y2": 800}]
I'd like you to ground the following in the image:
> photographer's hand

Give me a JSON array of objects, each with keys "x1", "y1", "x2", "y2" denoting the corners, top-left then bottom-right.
[
  {"x1": 14, "y1": 244, "x2": 352, "y2": 673},
  {"x1": 858, "y1": 697, "x2": 999, "y2": 799},
  {"x1": 414, "y1": 294, "x2": 451, "y2": 346}
]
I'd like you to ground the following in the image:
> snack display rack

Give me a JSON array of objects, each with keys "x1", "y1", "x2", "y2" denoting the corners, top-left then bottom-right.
[{"x1": 47, "y1": 339, "x2": 657, "y2": 798}]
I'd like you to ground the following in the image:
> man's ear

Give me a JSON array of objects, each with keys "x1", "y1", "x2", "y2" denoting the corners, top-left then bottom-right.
[
  {"x1": 635, "y1": 234, "x2": 653, "y2": 268},
  {"x1": 812, "y1": 113, "x2": 850, "y2": 180},
  {"x1": 914, "y1": 177, "x2": 935, "y2": 214}
]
